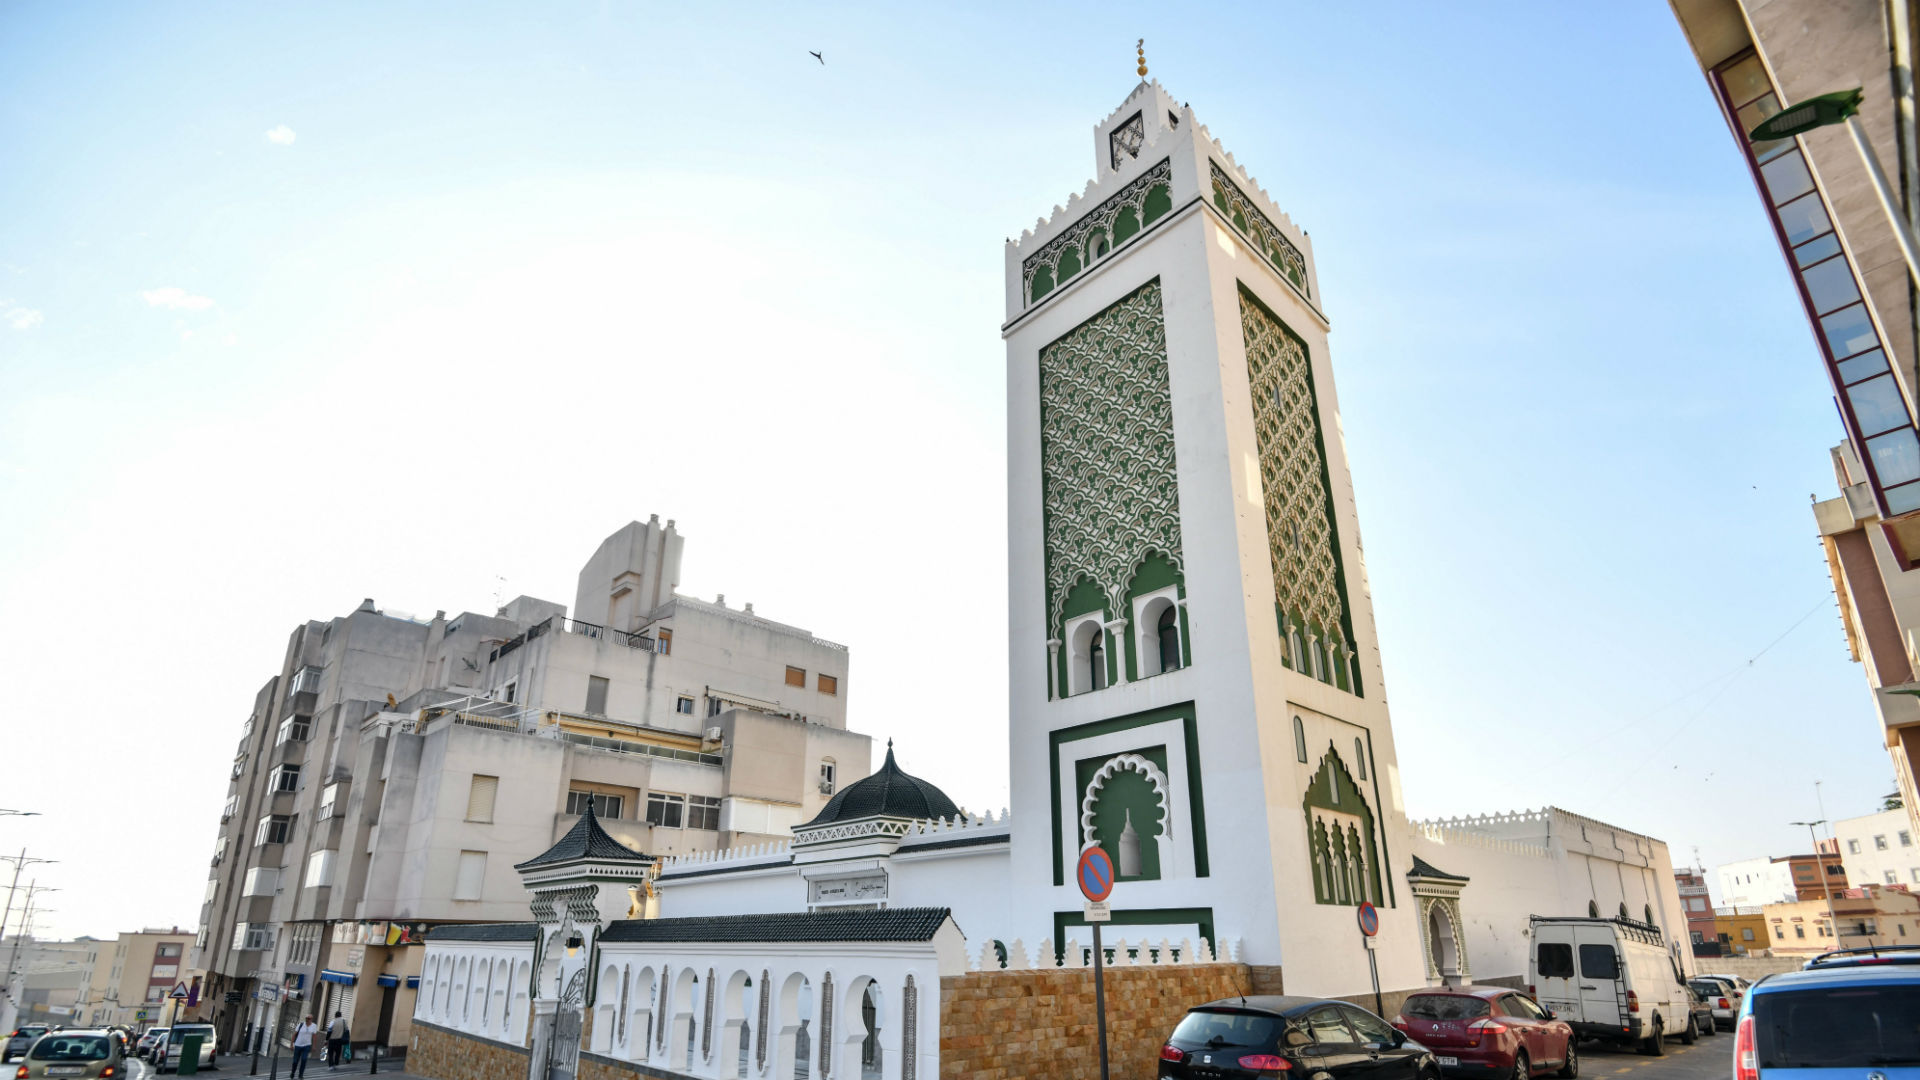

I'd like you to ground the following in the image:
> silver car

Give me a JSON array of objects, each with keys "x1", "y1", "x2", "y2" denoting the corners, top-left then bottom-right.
[
  {"x1": 1688, "y1": 975, "x2": 1742, "y2": 1030},
  {"x1": 4, "y1": 1026, "x2": 49, "y2": 1063},
  {"x1": 155, "y1": 1024, "x2": 217, "y2": 1073}
]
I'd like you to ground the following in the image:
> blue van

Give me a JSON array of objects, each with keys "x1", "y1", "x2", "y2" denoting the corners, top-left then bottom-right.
[{"x1": 1735, "y1": 946, "x2": 1920, "y2": 1079}]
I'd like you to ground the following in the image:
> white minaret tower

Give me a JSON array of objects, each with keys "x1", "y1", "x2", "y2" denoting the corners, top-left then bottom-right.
[{"x1": 1002, "y1": 50, "x2": 1422, "y2": 996}]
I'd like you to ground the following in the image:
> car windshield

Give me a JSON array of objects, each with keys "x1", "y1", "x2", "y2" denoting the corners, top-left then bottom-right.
[
  {"x1": 170, "y1": 1027, "x2": 214, "y2": 1043},
  {"x1": 1756, "y1": 984, "x2": 1920, "y2": 1067},
  {"x1": 14, "y1": 1028, "x2": 47, "y2": 1039},
  {"x1": 1171, "y1": 1010, "x2": 1284, "y2": 1050},
  {"x1": 30, "y1": 1035, "x2": 109, "y2": 1061},
  {"x1": 1690, "y1": 981, "x2": 1723, "y2": 998},
  {"x1": 1403, "y1": 995, "x2": 1490, "y2": 1021}
]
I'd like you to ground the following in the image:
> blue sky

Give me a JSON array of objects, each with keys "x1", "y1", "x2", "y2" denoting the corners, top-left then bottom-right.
[{"x1": 0, "y1": 2, "x2": 1882, "y2": 938}]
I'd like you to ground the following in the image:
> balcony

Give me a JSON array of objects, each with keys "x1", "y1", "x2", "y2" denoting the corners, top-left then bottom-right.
[{"x1": 488, "y1": 615, "x2": 659, "y2": 662}]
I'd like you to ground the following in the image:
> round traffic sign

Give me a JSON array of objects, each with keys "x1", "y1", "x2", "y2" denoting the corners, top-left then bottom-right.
[
  {"x1": 1077, "y1": 845, "x2": 1115, "y2": 903},
  {"x1": 1357, "y1": 901, "x2": 1380, "y2": 937}
]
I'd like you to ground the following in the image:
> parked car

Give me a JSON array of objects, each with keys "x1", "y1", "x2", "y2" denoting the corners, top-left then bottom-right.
[
  {"x1": 1689, "y1": 976, "x2": 1741, "y2": 1031},
  {"x1": 1528, "y1": 915, "x2": 1693, "y2": 1055},
  {"x1": 1391, "y1": 985, "x2": 1577, "y2": 1080},
  {"x1": 138, "y1": 1027, "x2": 169, "y2": 1060},
  {"x1": 1681, "y1": 985, "x2": 1715, "y2": 1039},
  {"x1": 4, "y1": 1026, "x2": 49, "y2": 1063},
  {"x1": 1159, "y1": 995, "x2": 1439, "y2": 1080},
  {"x1": 1735, "y1": 946, "x2": 1920, "y2": 1078},
  {"x1": 13, "y1": 1028, "x2": 122, "y2": 1080},
  {"x1": 1698, "y1": 972, "x2": 1753, "y2": 992},
  {"x1": 155, "y1": 1023, "x2": 217, "y2": 1073}
]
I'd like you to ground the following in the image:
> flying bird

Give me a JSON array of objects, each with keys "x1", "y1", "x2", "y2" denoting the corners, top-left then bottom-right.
[{"x1": 810, "y1": 51, "x2": 824, "y2": 64}]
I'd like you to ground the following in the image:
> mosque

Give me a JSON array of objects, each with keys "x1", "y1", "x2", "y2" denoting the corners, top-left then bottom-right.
[{"x1": 406, "y1": 64, "x2": 1692, "y2": 1080}]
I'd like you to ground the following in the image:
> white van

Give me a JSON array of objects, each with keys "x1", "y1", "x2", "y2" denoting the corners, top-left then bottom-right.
[{"x1": 1528, "y1": 915, "x2": 1694, "y2": 1055}]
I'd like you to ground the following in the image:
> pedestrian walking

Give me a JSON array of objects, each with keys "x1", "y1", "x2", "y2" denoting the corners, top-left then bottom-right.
[
  {"x1": 291, "y1": 1015, "x2": 319, "y2": 1078},
  {"x1": 326, "y1": 1011, "x2": 347, "y2": 1069}
]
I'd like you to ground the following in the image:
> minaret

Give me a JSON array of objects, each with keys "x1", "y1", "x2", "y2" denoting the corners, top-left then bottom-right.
[{"x1": 1001, "y1": 53, "x2": 1421, "y2": 996}]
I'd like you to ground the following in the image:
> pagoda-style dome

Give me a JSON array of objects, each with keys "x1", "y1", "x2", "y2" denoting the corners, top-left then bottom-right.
[{"x1": 802, "y1": 742, "x2": 960, "y2": 828}]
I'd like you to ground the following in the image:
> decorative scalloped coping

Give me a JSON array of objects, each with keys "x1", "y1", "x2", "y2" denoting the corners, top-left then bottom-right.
[
  {"x1": 1021, "y1": 158, "x2": 1172, "y2": 306},
  {"x1": 966, "y1": 933, "x2": 1244, "y2": 971},
  {"x1": 1210, "y1": 160, "x2": 1310, "y2": 296},
  {"x1": 655, "y1": 810, "x2": 1013, "y2": 870}
]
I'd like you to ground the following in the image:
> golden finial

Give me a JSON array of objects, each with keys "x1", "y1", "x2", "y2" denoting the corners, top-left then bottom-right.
[{"x1": 1136, "y1": 39, "x2": 1148, "y2": 79}]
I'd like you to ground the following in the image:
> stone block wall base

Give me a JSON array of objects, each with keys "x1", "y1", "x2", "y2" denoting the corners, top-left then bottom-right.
[
  {"x1": 408, "y1": 1020, "x2": 531, "y2": 1080},
  {"x1": 939, "y1": 963, "x2": 1255, "y2": 1080}
]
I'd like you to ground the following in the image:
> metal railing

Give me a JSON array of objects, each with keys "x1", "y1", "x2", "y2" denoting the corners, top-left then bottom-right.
[
  {"x1": 557, "y1": 616, "x2": 658, "y2": 652},
  {"x1": 556, "y1": 731, "x2": 721, "y2": 766}
]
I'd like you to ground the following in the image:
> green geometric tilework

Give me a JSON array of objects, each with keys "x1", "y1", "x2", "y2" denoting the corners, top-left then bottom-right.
[
  {"x1": 1239, "y1": 287, "x2": 1350, "y2": 656},
  {"x1": 1039, "y1": 279, "x2": 1183, "y2": 635}
]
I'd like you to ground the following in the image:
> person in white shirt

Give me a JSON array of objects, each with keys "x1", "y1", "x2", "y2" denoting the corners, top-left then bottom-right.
[{"x1": 291, "y1": 1015, "x2": 319, "y2": 1078}]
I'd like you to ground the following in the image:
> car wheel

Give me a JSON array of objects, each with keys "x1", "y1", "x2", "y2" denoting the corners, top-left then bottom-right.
[
  {"x1": 1681, "y1": 1015, "x2": 1698, "y2": 1045},
  {"x1": 1556, "y1": 1040, "x2": 1579, "y2": 1079},
  {"x1": 1511, "y1": 1050, "x2": 1530, "y2": 1080},
  {"x1": 1643, "y1": 1018, "x2": 1665, "y2": 1056}
]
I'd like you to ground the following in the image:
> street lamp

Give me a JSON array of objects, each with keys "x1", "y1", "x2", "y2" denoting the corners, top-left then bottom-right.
[
  {"x1": 1789, "y1": 820, "x2": 1843, "y2": 950},
  {"x1": 1750, "y1": 88, "x2": 1920, "y2": 288}
]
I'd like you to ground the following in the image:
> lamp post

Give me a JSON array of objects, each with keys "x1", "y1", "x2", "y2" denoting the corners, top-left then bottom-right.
[
  {"x1": 1751, "y1": 89, "x2": 1920, "y2": 287},
  {"x1": 1789, "y1": 820, "x2": 1843, "y2": 951}
]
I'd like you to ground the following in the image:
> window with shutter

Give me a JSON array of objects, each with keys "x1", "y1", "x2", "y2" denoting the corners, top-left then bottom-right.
[
  {"x1": 454, "y1": 851, "x2": 486, "y2": 900},
  {"x1": 818, "y1": 674, "x2": 837, "y2": 696},
  {"x1": 466, "y1": 775, "x2": 499, "y2": 823},
  {"x1": 586, "y1": 676, "x2": 610, "y2": 715},
  {"x1": 786, "y1": 666, "x2": 806, "y2": 687}
]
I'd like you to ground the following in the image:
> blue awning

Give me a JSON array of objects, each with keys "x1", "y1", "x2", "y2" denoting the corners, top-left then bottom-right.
[
  {"x1": 318, "y1": 970, "x2": 356, "y2": 986},
  {"x1": 375, "y1": 975, "x2": 398, "y2": 988},
  {"x1": 405, "y1": 976, "x2": 420, "y2": 989}
]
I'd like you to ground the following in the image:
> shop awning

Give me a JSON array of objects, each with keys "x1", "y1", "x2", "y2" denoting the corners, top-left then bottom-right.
[
  {"x1": 375, "y1": 974, "x2": 398, "y2": 988},
  {"x1": 318, "y1": 970, "x2": 357, "y2": 986}
]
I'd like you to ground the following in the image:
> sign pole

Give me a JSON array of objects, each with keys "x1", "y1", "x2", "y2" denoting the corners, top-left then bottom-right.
[
  {"x1": 1092, "y1": 920, "x2": 1110, "y2": 1080},
  {"x1": 1368, "y1": 947, "x2": 1383, "y2": 1018},
  {"x1": 1076, "y1": 845, "x2": 1117, "y2": 1080}
]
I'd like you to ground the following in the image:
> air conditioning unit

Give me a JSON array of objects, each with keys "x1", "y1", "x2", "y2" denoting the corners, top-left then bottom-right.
[
  {"x1": 818, "y1": 781, "x2": 834, "y2": 796},
  {"x1": 704, "y1": 726, "x2": 723, "y2": 743}
]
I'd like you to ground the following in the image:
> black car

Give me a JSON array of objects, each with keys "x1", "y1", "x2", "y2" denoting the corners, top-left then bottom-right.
[{"x1": 1160, "y1": 995, "x2": 1440, "y2": 1080}]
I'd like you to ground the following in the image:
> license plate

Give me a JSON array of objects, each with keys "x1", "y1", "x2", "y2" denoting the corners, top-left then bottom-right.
[
  {"x1": 47, "y1": 1067, "x2": 86, "y2": 1076},
  {"x1": 1437, "y1": 1057, "x2": 1460, "y2": 1067}
]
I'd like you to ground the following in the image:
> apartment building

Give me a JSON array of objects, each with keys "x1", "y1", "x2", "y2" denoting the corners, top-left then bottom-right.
[
  {"x1": 1676, "y1": 868, "x2": 1719, "y2": 950},
  {"x1": 72, "y1": 928, "x2": 200, "y2": 1029},
  {"x1": 1717, "y1": 852, "x2": 1849, "y2": 906},
  {"x1": 1669, "y1": 0, "x2": 1920, "y2": 839},
  {"x1": 1764, "y1": 884, "x2": 1920, "y2": 956},
  {"x1": 1835, "y1": 806, "x2": 1920, "y2": 888},
  {"x1": 191, "y1": 517, "x2": 873, "y2": 1056}
]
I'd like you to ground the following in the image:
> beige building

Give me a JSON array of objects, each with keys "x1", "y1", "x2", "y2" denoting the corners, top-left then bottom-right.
[
  {"x1": 193, "y1": 517, "x2": 877, "y2": 1056},
  {"x1": 73, "y1": 928, "x2": 201, "y2": 1029},
  {"x1": 1670, "y1": 0, "x2": 1920, "y2": 838},
  {"x1": 1764, "y1": 884, "x2": 1920, "y2": 956}
]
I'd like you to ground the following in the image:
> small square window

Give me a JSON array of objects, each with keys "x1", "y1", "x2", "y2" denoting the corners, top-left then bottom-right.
[
  {"x1": 818, "y1": 673, "x2": 838, "y2": 696},
  {"x1": 676, "y1": 696, "x2": 695, "y2": 715},
  {"x1": 1850, "y1": 839, "x2": 1862, "y2": 853},
  {"x1": 786, "y1": 666, "x2": 806, "y2": 687},
  {"x1": 1877, "y1": 835, "x2": 1890, "y2": 850},
  {"x1": 1903, "y1": 831, "x2": 1913, "y2": 847}
]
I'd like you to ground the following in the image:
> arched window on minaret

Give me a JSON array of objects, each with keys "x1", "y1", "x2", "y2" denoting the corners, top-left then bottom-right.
[
  {"x1": 1348, "y1": 824, "x2": 1367, "y2": 904},
  {"x1": 1293, "y1": 716, "x2": 1308, "y2": 763},
  {"x1": 1311, "y1": 818, "x2": 1332, "y2": 903},
  {"x1": 1089, "y1": 630, "x2": 1107, "y2": 691},
  {"x1": 1330, "y1": 827, "x2": 1350, "y2": 905}
]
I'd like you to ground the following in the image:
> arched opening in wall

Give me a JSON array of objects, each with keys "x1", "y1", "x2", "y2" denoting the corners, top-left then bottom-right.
[
  {"x1": 1429, "y1": 906, "x2": 1461, "y2": 985},
  {"x1": 1067, "y1": 616, "x2": 1106, "y2": 695},
  {"x1": 668, "y1": 968, "x2": 699, "y2": 1072},
  {"x1": 1354, "y1": 738, "x2": 1367, "y2": 781},
  {"x1": 774, "y1": 972, "x2": 812, "y2": 1080},
  {"x1": 1619, "y1": 902, "x2": 1630, "y2": 920},
  {"x1": 1645, "y1": 904, "x2": 1655, "y2": 926},
  {"x1": 1293, "y1": 716, "x2": 1308, "y2": 763},
  {"x1": 511, "y1": 960, "x2": 530, "y2": 1040},
  {"x1": 1138, "y1": 595, "x2": 1181, "y2": 677},
  {"x1": 627, "y1": 965, "x2": 655, "y2": 1059},
  {"x1": 840, "y1": 976, "x2": 882, "y2": 1080},
  {"x1": 1090, "y1": 231, "x2": 1111, "y2": 261},
  {"x1": 1288, "y1": 623, "x2": 1304, "y2": 670},
  {"x1": 454, "y1": 956, "x2": 469, "y2": 1025},
  {"x1": 1588, "y1": 900, "x2": 1601, "y2": 918},
  {"x1": 1082, "y1": 753, "x2": 1172, "y2": 881},
  {"x1": 493, "y1": 958, "x2": 511, "y2": 1034},
  {"x1": 596, "y1": 963, "x2": 620, "y2": 1052},
  {"x1": 720, "y1": 969, "x2": 753, "y2": 1079}
]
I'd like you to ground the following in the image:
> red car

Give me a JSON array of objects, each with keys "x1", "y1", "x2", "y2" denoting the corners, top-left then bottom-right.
[{"x1": 1392, "y1": 986, "x2": 1578, "y2": 1080}]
